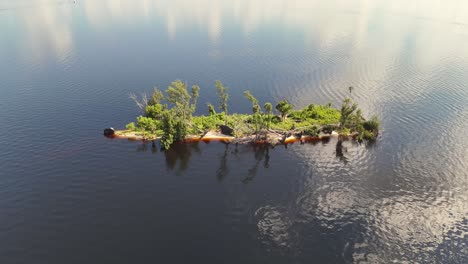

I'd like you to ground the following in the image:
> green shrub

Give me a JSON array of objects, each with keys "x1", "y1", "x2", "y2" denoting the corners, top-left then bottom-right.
[
  {"x1": 137, "y1": 116, "x2": 160, "y2": 132},
  {"x1": 270, "y1": 119, "x2": 295, "y2": 131},
  {"x1": 302, "y1": 125, "x2": 320, "y2": 136},
  {"x1": 270, "y1": 115, "x2": 281, "y2": 123},
  {"x1": 192, "y1": 114, "x2": 223, "y2": 131},
  {"x1": 288, "y1": 104, "x2": 340, "y2": 125},
  {"x1": 362, "y1": 130, "x2": 375, "y2": 140},
  {"x1": 126, "y1": 122, "x2": 136, "y2": 131},
  {"x1": 363, "y1": 115, "x2": 380, "y2": 132}
]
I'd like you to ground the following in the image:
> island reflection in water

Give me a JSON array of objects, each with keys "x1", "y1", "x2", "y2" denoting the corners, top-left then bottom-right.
[{"x1": 133, "y1": 137, "x2": 346, "y2": 178}]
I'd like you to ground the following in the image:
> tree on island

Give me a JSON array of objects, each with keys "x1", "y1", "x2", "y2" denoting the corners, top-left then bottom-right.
[
  {"x1": 161, "y1": 80, "x2": 202, "y2": 148},
  {"x1": 244, "y1": 90, "x2": 260, "y2": 114},
  {"x1": 128, "y1": 80, "x2": 200, "y2": 149},
  {"x1": 190, "y1": 85, "x2": 200, "y2": 115},
  {"x1": 207, "y1": 103, "x2": 216, "y2": 116},
  {"x1": 215, "y1": 80, "x2": 229, "y2": 125},
  {"x1": 339, "y1": 98, "x2": 358, "y2": 130},
  {"x1": 160, "y1": 110, "x2": 176, "y2": 150},
  {"x1": 244, "y1": 91, "x2": 263, "y2": 132},
  {"x1": 263, "y1": 102, "x2": 273, "y2": 130},
  {"x1": 338, "y1": 87, "x2": 380, "y2": 140},
  {"x1": 166, "y1": 80, "x2": 192, "y2": 120},
  {"x1": 275, "y1": 99, "x2": 293, "y2": 121}
]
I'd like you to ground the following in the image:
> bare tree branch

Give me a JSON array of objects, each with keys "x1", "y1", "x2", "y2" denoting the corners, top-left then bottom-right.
[
  {"x1": 129, "y1": 92, "x2": 147, "y2": 112},
  {"x1": 141, "y1": 92, "x2": 148, "y2": 108}
]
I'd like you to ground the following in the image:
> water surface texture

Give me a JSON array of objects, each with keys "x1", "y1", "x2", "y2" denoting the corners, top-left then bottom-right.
[{"x1": 1, "y1": 0, "x2": 468, "y2": 263}]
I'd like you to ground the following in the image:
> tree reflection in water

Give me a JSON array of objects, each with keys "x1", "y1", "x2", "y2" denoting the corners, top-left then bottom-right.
[
  {"x1": 335, "y1": 137, "x2": 348, "y2": 164},
  {"x1": 334, "y1": 136, "x2": 377, "y2": 164},
  {"x1": 135, "y1": 140, "x2": 159, "y2": 154},
  {"x1": 136, "y1": 141, "x2": 149, "y2": 153},
  {"x1": 242, "y1": 145, "x2": 271, "y2": 184},
  {"x1": 134, "y1": 137, "x2": 373, "y2": 179},
  {"x1": 216, "y1": 143, "x2": 230, "y2": 181},
  {"x1": 164, "y1": 141, "x2": 201, "y2": 171}
]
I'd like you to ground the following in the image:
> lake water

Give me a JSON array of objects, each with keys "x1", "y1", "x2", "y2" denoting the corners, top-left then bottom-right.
[{"x1": 1, "y1": 0, "x2": 467, "y2": 263}]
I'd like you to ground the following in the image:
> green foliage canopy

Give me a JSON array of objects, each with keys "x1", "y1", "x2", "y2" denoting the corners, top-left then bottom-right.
[
  {"x1": 263, "y1": 102, "x2": 273, "y2": 129},
  {"x1": 145, "y1": 104, "x2": 164, "y2": 119},
  {"x1": 137, "y1": 116, "x2": 159, "y2": 133},
  {"x1": 215, "y1": 80, "x2": 229, "y2": 125},
  {"x1": 160, "y1": 110, "x2": 176, "y2": 150},
  {"x1": 339, "y1": 98, "x2": 358, "y2": 130},
  {"x1": 166, "y1": 80, "x2": 192, "y2": 119},
  {"x1": 275, "y1": 99, "x2": 293, "y2": 121},
  {"x1": 149, "y1": 86, "x2": 164, "y2": 106},
  {"x1": 190, "y1": 85, "x2": 200, "y2": 114}
]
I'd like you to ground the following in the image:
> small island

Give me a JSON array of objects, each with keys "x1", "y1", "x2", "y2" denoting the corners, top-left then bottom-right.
[{"x1": 105, "y1": 80, "x2": 380, "y2": 149}]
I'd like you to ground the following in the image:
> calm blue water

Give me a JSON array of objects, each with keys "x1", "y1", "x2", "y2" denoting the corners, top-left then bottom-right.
[{"x1": 1, "y1": 0, "x2": 467, "y2": 263}]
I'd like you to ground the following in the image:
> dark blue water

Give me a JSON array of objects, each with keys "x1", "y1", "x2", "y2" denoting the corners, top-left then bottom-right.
[{"x1": 1, "y1": 0, "x2": 467, "y2": 263}]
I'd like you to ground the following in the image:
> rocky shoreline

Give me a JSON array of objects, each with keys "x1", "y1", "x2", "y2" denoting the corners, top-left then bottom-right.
[{"x1": 104, "y1": 127, "x2": 354, "y2": 147}]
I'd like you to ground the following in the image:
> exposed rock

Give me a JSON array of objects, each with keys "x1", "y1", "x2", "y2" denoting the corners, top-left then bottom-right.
[
  {"x1": 103, "y1": 127, "x2": 115, "y2": 137},
  {"x1": 219, "y1": 125, "x2": 234, "y2": 136}
]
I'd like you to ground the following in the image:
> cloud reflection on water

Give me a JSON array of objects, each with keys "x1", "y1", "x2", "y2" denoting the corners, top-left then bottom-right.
[
  {"x1": 284, "y1": 135, "x2": 467, "y2": 262},
  {"x1": 9, "y1": 0, "x2": 74, "y2": 63},
  {"x1": 4, "y1": 0, "x2": 468, "y2": 262}
]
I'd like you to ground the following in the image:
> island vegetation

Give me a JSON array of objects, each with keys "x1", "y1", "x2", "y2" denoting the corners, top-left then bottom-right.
[{"x1": 107, "y1": 80, "x2": 380, "y2": 150}]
